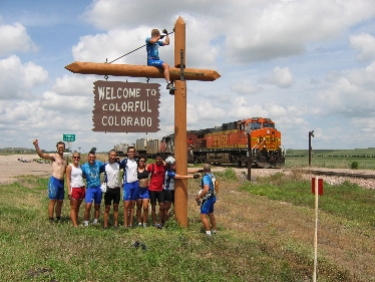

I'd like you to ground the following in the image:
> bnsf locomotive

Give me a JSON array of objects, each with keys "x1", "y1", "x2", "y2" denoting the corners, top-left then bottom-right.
[{"x1": 134, "y1": 117, "x2": 285, "y2": 167}]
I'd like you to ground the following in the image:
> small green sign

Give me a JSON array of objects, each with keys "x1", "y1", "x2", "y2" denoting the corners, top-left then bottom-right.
[{"x1": 63, "y1": 134, "x2": 75, "y2": 142}]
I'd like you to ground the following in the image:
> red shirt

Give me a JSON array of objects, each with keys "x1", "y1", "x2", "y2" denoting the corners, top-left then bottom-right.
[{"x1": 147, "y1": 163, "x2": 166, "y2": 191}]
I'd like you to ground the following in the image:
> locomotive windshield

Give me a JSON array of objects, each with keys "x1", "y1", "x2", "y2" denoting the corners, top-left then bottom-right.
[
  {"x1": 250, "y1": 121, "x2": 261, "y2": 130},
  {"x1": 263, "y1": 122, "x2": 275, "y2": 128}
]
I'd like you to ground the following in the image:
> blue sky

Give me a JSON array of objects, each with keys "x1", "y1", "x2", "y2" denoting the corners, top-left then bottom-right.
[{"x1": 1, "y1": 0, "x2": 375, "y2": 152}]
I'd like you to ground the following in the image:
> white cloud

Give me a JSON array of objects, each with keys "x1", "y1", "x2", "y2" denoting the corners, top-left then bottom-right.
[
  {"x1": 81, "y1": 0, "x2": 374, "y2": 65},
  {"x1": 350, "y1": 33, "x2": 375, "y2": 62},
  {"x1": 52, "y1": 75, "x2": 98, "y2": 96},
  {"x1": 317, "y1": 61, "x2": 375, "y2": 117},
  {"x1": 231, "y1": 83, "x2": 263, "y2": 95},
  {"x1": 0, "y1": 55, "x2": 48, "y2": 100},
  {"x1": 0, "y1": 21, "x2": 37, "y2": 56},
  {"x1": 72, "y1": 15, "x2": 219, "y2": 70},
  {"x1": 259, "y1": 66, "x2": 294, "y2": 88},
  {"x1": 40, "y1": 91, "x2": 92, "y2": 113},
  {"x1": 225, "y1": 0, "x2": 375, "y2": 63}
]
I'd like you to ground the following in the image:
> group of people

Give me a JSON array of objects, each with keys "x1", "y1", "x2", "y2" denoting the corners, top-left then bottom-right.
[{"x1": 32, "y1": 139, "x2": 217, "y2": 235}]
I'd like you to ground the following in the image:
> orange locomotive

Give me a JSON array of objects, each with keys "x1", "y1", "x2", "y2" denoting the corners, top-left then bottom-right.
[{"x1": 159, "y1": 117, "x2": 285, "y2": 167}]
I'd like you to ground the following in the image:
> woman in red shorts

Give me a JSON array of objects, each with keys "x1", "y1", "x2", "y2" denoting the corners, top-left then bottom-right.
[{"x1": 66, "y1": 152, "x2": 86, "y2": 227}]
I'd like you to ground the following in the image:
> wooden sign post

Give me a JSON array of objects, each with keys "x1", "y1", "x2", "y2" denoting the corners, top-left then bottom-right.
[
  {"x1": 173, "y1": 17, "x2": 188, "y2": 227},
  {"x1": 65, "y1": 16, "x2": 221, "y2": 227}
]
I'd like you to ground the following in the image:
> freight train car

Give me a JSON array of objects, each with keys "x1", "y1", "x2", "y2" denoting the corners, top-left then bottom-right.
[{"x1": 136, "y1": 117, "x2": 285, "y2": 167}]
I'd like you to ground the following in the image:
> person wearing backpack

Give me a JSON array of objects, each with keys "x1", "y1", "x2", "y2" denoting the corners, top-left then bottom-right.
[{"x1": 195, "y1": 163, "x2": 217, "y2": 236}]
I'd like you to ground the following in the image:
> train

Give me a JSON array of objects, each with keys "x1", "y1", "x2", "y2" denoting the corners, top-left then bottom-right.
[
  {"x1": 137, "y1": 117, "x2": 285, "y2": 167},
  {"x1": 118, "y1": 117, "x2": 285, "y2": 167}
]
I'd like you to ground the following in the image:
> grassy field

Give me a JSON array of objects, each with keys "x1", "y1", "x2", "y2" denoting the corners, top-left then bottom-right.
[
  {"x1": 1, "y1": 166, "x2": 375, "y2": 281},
  {"x1": 285, "y1": 148, "x2": 375, "y2": 169}
]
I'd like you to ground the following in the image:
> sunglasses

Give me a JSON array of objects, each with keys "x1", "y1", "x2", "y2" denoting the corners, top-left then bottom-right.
[{"x1": 73, "y1": 156, "x2": 80, "y2": 159}]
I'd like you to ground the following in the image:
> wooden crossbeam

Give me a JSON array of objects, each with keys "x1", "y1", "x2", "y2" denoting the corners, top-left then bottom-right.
[{"x1": 65, "y1": 61, "x2": 220, "y2": 81}]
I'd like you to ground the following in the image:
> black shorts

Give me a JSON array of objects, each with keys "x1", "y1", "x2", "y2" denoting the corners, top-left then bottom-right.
[
  {"x1": 149, "y1": 190, "x2": 164, "y2": 206},
  {"x1": 163, "y1": 190, "x2": 175, "y2": 203},
  {"x1": 104, "y1": 187, "x2": 121, "y2": 205}
]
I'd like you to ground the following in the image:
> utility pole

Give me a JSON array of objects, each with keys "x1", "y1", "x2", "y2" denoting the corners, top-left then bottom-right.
[
  {"x1": 309, "y1": 130, "x2": 314, "y2": 166},
  {"x1": 245, "y1": 125, "x2": 252, "y2": 181}
]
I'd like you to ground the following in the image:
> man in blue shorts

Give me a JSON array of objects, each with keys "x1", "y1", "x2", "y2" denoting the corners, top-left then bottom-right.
[
  {"x1": 146, "y1": 28, "x2": 176, "y2": 91},
  {"x1": 195, "y1": 163, "x2": 217, "y2": 236},
  {"x1": 33, "y1": 139, "x2": 67, "y2": 222},
  {"x1": 81, "y1": 150, "x2": 105, "y2": 226},
  {"x1": 120, "y1": 146, "x2": 138, "y2": 227}
]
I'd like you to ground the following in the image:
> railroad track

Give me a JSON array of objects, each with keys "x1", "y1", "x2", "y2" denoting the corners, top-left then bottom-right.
[{"x1": 298, "y1": 169, "x2": 375, "y2": 180}]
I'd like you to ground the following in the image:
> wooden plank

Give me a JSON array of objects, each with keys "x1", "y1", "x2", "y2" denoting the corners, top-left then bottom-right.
[{"x1": 65, "y1": 61, "x2": 220, "y2": 81}]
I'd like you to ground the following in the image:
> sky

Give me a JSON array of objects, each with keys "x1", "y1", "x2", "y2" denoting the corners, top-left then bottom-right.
[{"x1": 1, "y1": 0, "x2": 375, "y2": 152}]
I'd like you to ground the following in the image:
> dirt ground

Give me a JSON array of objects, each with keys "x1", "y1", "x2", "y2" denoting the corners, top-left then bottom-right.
[
  {"x1": 0, "y1": 154, "x2": 51, "y2": 184},
  {"x1": 0, "y1": 154, "x2": 281, "y2": 185}
]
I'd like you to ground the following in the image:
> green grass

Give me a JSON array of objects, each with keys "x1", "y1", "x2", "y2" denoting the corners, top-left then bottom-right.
[
  {"x1": 240, "y1": 172, "x2": 375, "y2": 226},
  {"x1": 285, "y1": 148, "x2": 375, "y2": 169},
  {"x1": 1, "y1": 171, "x2": 374, "y2": 281}
]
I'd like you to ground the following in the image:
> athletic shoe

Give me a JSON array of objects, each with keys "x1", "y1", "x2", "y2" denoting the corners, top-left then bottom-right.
[
  {"x1": 166, "y1": 83, "x2": 176, "y2": 90},
  {"x1": 138, "y1": 223, "x2": 142, "y2": 227},
  {"x1": 211, "y1": 229, "x2": 217, "y2": 234},
  {"x1": 143, "y1": 223, "x2": 147, "y2": 228}
]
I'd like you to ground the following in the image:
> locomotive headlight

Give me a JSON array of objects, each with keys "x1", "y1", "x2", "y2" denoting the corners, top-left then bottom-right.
[{"x1": 267, "y1": 130, "x2": 270, "y2": 134}]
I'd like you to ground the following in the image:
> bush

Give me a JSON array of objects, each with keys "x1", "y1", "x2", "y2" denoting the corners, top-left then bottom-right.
[{"x1": 351, "y1": 161, "x2": 359, "y2": 169}]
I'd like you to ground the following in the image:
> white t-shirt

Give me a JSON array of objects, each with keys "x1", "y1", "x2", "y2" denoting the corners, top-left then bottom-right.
[
  {"x1": 104, "y1": 162, "x2": 121, "y2": 188},
  {"x1": 125, "y1": 158, "x2": 138, "y2": 183}
]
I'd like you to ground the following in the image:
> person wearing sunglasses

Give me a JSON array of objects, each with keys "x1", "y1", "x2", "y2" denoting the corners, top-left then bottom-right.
[{"x1": 66, "y1": 152, "x2": 85, "y2": 227}]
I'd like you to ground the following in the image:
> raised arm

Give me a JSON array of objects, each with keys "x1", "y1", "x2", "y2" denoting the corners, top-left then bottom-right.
[
  {"x1": 33, "y1": 139, "x2": 55, "y2": 160},
  {"x1": 163, "y1": 34, "x2": 170, "y2": 45},
  {"x1": 174, "y1": 173, "x2": 200, "y2": 180}
]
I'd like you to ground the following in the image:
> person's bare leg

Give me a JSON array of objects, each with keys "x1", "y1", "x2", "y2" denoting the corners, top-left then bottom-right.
[
  {"x1": 94, "y1": 204, "x2": 101, "y2": 221},
  {"x1": 76, "y1": 199, "x2": 83, "y2": 224},
  {"x1": 159, "y1": 202, "x2": 165, "y2": 225},
  {"x1": 123, "y1": 201, "x2": 129, "y2": 227},
  {"x1": 136, "y1": 199, "x2": 142, "y2": 223},
  {"x1": 162, "y1": 63, "x2": 171, "y2": 82},
  {"x1": 151, "y1": 204, "x2": 157, "y2": 225},
  {"x1": 113, "y1": 204, "x2": 119, "y2": 227},
  {"x1": 200, "y1": 214, "x2": 210, "y2": 232},
  {"x1": 55, "y1": 200, "x2": 63, "y2": 219},
  {"x1": 128, "y1": 200, "x2": 135, "y2": 226},
  {"x1": 84, "y1": 203, "x2": 92, "y2": 221},
  {"x1": 142, "y1": 199, "x2": 149, "y2": 225},
  {"x1": 70, "y1": 199, "x2": 79, "y2": 226},
  {"x1": 48, "y1": 200, "x2": 56, "y2": 219},
  {"x1": 208, "y1": 213, "x2": 216, "y2": 230},
  {"x1": 104, "y1": 205, "x2": 110, "y2": 228}
]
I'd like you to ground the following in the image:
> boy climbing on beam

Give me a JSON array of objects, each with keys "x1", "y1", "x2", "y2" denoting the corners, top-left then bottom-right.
[{"x1": 146, "y1": 28, "x2": 176, "y2": 92}]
